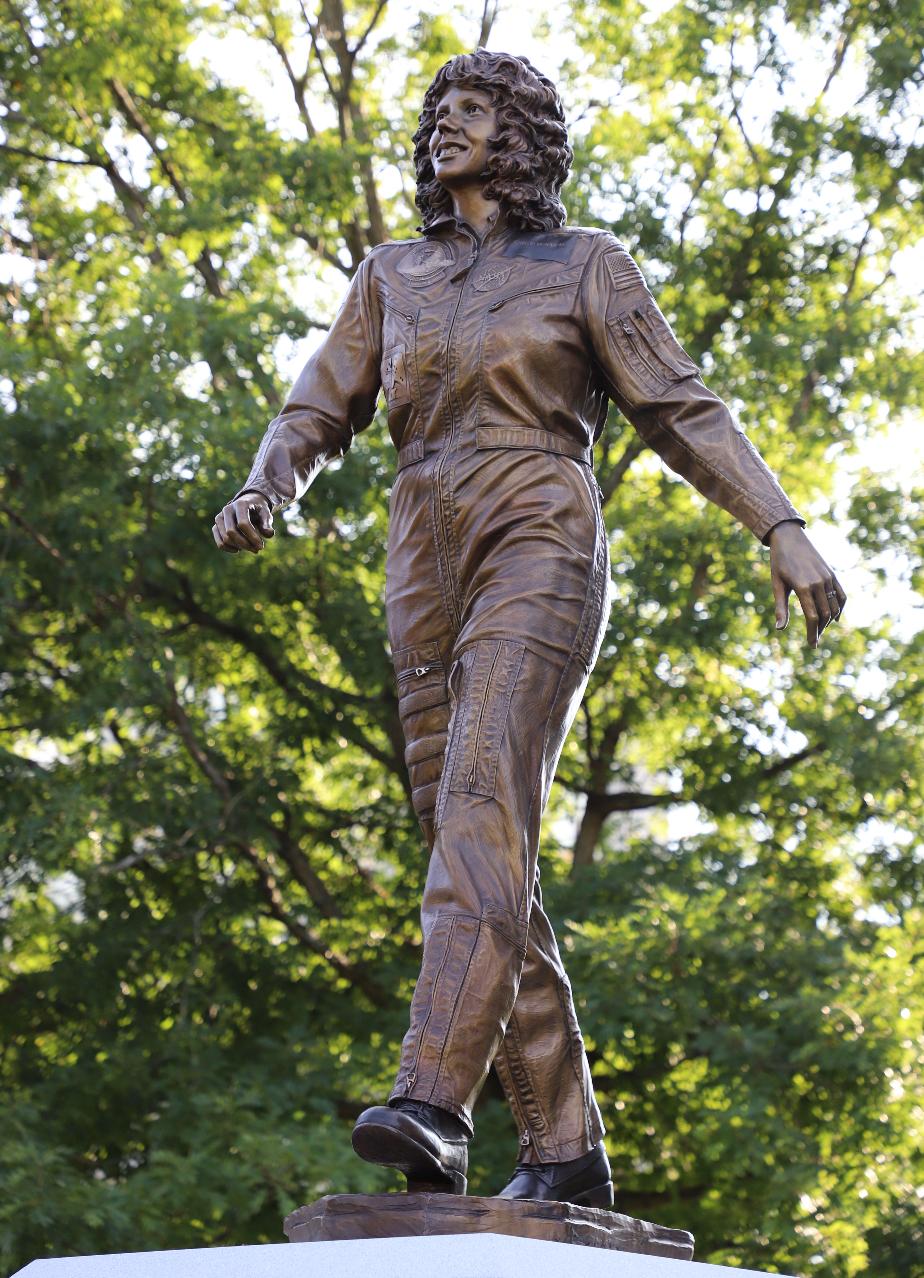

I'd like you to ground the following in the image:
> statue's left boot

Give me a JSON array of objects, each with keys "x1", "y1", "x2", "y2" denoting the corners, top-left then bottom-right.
[{"x1": 497, "y1": 1140, "x2": 613, "y2": 1207}]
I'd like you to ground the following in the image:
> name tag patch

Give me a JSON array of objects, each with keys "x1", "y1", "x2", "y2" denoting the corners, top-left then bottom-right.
[{"x1": 501, "y1": 234, "x2": 578, "y2": 263}]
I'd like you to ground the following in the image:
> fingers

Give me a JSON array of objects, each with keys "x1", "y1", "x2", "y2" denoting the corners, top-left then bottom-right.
[
  {"x1": 212, "y1": 496, "x2": 271, "y2": 554},
  {"x1": 770, "y1": 529, "x2": 847, "y2": 648},
  {"x1": 796, "y1": 579, "x2": 848, "y2": 648},
  {"x1": 812, "y1": 581, "x2": 834, "y2": 636},
  {"x1": 212, "y1": 508, "x2": 246, "y2": 553},
  {"x1": 212, "y1": 518, "x2": 238, "y2": 553},
  {"x1": 827, "y1": 576, "x2": 847, "y2": 621},
  {"x1": 772, "y1": 570, "x2": 790, "y2": 630},
  {"x1": 253, "y1": 505, "x2": 275, "y2": 539},
  {"x1": 796, "y1": 586, "x2": 821, "y2": 647}
]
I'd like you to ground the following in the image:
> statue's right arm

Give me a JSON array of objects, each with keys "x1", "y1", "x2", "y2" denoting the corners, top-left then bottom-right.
[{"x1": 212, "y1": 255, "x2": 382, "y2": 554}]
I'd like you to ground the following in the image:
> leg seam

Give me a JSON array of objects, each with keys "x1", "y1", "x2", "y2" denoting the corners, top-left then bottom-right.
[{"x1": 428, "y1": 918, "x2": 482, "y2": 1101}]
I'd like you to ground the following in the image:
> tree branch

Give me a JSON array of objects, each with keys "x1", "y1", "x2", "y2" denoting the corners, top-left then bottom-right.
[
  {"x1": 0, "y1": 142, "x2": 96, "y2": 167},
  {"x1": 478, "y1": 0, "x2": 499, "y2": 47},
  {"x1": 259, "y1": 8, "x2": 316, "y2": 138},
  {"x1": 351, "y1": 0, "x2": 389, "y2": 63},
  {"x1": 599, "y1": 434, "x2": 645, "y2": 505},
  {"x1": 821, "y1": 14, "x2": 860, "y2": 96},
  {"x1": 0, "y1": 500, "x2": 66, "y2": 562},
  {"x1": 236, "y1": 840, "x2": 391, "y2": 1005},
  {"x1": 160, "y1": 665, "x2": 384, "y2": 924},
  {"x1": 569, "y1": 740, "x2": 826, "y2": 873},
  {"x1": 107, "y1": 77, "x2": 225, "y2": 299},
  {"x1": 142, "y1": 571, "x2": 403, "y2": 777},
  {"x1": 163, "y1": 671, "x2": 232, "y2": 801},
  {"x1": 678, "y1": 121, "x2": 723, "y2": 257},
  {"x1": 274, "y1": 808, "x2": 338, "y2": 918}
]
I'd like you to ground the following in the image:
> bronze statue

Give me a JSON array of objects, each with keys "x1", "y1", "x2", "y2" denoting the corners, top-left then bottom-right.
[{"x1": 213, "y1": 50, "x2": 845, "y2": 1207}]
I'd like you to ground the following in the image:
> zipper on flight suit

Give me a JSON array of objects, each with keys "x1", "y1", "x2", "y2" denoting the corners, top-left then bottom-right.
[
  {"x1": 486, "y1": 280, "x2": 572, "y2": 313},
  {"x1": 396, "y1": 663, "x2": 435, "y2": 682},
  {"x1": 433, "y1": 227, "x2": 481, "y2": 630},
  {"x1": 617, "y1": 314, "x2": 663, "y2": 384},
  {"x1": 614, "y1": 309, "x2": 695, "y2": 388}
]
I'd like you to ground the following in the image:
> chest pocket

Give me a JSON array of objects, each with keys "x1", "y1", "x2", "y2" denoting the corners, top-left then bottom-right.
[
  {"x1": 484, "y1": 276, "x2": 578, "y2": 316},
  {"x1": 475, "y1": 275, "x2": 583, "y2": 422},
  {"x1": 380, "y1": 301, "x2": 418, "y2": 412},
  {"x1": 606, "y1": 299, "x2": 699, "y2": 404}
]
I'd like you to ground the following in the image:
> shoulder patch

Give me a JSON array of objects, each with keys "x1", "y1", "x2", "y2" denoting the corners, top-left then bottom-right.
[{"x1": 603, "y1": 248, "x2": 646, "y2": 293}]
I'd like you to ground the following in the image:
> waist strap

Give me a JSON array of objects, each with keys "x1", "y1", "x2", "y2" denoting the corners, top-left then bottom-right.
[
  {"x1": 395, "y1": 427, "x2": 594, "y2": 471},
  {"x1": 396, "y1": 438, "x2": 425, "y2": 472},
  {"x1": 475, "y1": 425, "x2": 593, "y2": 465}
]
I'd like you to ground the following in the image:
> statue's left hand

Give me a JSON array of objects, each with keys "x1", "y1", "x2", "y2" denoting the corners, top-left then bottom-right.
[{"x1": 768, "y1": 520, "x2": 846, "y2": 648}]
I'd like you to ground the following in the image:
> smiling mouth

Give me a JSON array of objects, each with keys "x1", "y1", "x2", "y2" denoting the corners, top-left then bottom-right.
[{"x1": 436, "y1": 144, "x2": 467, "y2": 160}]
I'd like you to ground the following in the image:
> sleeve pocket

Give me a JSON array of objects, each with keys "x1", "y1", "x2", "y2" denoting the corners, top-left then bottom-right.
[{"x1": 606, "y1": 299, "x2": 699, "y2": 403}]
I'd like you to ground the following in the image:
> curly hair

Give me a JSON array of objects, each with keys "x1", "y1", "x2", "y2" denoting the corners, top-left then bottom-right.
[{"x1": 413, "y1": 50, "x2": 573, "y2": 232}]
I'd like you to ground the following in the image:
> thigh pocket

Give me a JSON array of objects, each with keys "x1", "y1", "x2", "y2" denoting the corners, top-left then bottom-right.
[
  {"x1": 448, "y1": 640, "x2": 525, "y2": 799},
  {"x1": 394, "y1": 641, "x2": 449, "y2": 815}
]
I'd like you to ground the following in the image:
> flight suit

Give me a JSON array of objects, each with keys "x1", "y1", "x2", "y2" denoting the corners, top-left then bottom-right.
[{"x1": 234, "y1": 212, "x2": 802, "y2": 1163}]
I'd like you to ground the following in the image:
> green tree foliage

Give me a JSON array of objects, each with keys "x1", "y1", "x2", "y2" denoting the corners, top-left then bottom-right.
[{"x1": 1, "y1": 2, "x2": 922, "y2": 1274}]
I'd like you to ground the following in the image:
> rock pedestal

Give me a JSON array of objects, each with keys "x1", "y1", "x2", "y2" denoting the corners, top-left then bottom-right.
[{"x1": 284, "y1": 1192, "x2": 695, "y2": 1259}]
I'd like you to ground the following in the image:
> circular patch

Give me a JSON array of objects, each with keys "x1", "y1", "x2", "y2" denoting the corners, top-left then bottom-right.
[
  {"x1": 397, "y1": 239, "x2": 453, "y2": 283},
  {"x1": 473, "y1": 265, "x2": 513, "y2": 293}
]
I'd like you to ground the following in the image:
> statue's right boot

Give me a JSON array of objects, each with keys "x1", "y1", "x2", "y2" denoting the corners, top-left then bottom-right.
[
  {"x1": 497, "y1": 1141, "x2": 613, "y2": 1207},
  {"x1": 351, "y1": 1098, "x2": 469, "y2": 1194}
]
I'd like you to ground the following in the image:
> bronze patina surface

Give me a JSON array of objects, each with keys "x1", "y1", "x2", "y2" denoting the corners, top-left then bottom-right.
[{"x1": 213, "y1": 49, "x2": 846, "y2": 1199}]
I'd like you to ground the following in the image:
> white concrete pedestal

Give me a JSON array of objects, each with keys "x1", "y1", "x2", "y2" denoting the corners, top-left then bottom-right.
[{"x1": 14, "y1": 1233, "x2": 797, "y2": 1277}]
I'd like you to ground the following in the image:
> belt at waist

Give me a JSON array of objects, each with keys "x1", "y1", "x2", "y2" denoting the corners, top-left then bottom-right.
[{"x1": 395, "y1": 426, "x2": 593, "y2": 472}]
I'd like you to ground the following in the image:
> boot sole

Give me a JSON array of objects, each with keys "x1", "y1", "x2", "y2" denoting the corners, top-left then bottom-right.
[{"x1": 351, "y1": 1118, "x2": 468, "y2": 1195}]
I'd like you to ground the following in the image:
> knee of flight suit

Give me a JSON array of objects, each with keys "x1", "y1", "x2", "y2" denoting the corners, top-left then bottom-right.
[{"x1": 418, "y1": 902, "x2": 529, "y2": 965}]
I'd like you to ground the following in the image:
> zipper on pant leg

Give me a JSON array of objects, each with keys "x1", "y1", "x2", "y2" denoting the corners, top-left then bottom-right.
[{"x1": 403, "y1": 914, "x2": 457, "y2": 1094}]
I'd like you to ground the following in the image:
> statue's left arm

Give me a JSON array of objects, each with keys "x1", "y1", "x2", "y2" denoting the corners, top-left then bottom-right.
[{"x1": 582, "y1": 236, "x2": 846, "y2": 646}]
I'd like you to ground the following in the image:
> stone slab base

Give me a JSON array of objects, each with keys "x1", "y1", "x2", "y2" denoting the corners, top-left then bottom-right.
[
  {"x1": 284, "y1": 1192, "x2": 695, "y2": 1259},
  {"x1": 13, "y1": 1235, "x2": 798, "y2": 1278}
]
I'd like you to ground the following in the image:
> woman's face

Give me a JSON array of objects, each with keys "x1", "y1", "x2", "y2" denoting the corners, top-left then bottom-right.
[{"x1": 429, "y1": 86, "x2": 498, "y2": 188}]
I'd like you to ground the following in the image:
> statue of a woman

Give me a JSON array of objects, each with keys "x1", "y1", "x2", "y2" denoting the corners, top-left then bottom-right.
[{"x1": 213, "y1": 50, "x2": 845, "y2": 1207}]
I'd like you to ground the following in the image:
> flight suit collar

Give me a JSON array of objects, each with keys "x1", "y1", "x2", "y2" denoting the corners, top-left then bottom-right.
[{"x1": 422, "y1": 207, "x2": 507, "y2": 245}]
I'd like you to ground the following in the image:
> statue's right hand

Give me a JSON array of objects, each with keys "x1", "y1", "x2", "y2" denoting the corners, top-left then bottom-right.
[{"x1": 212, "y1": 491, "x2": 275, "y2": 554}]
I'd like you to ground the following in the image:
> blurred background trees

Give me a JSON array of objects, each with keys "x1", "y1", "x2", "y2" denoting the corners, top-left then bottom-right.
[{"x1": 1, "y1": 1, "x2": 921, "y2": 1274}]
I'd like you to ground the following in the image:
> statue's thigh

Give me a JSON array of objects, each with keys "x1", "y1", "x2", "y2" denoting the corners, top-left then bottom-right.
[{"x1": 392, "y1": 636, "x2": 453, "y2": 851}]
